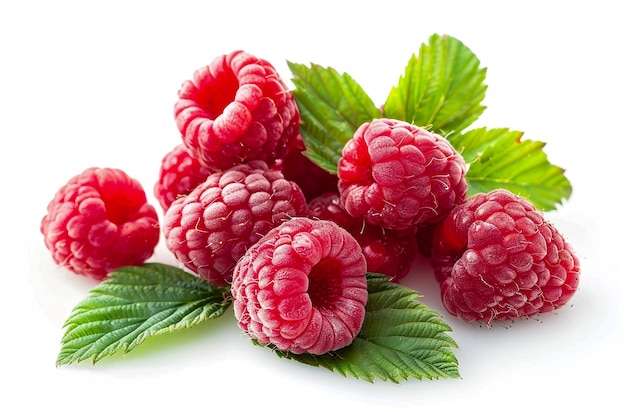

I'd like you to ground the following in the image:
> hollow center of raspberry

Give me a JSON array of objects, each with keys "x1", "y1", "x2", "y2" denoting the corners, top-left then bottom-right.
[
  {"x1": 307, "y1": 257, "x2": 342, "y2": 309},
  {"x1": 100, "y1": 188, "x2": 145, "y2": 225},
  {"x1": 197, "y1": 73, "x2": 239, "y2": 119}
]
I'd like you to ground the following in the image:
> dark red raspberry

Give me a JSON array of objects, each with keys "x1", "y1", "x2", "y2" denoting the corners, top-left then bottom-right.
[
  {"x1": 154, "y1": 143, "x2": 212, "y2": 212},
  {"x1": 415, "y1": 223, "x2": 438, "y2": 259},
  {"x1": 276, "y1": 139, "x2": 339, "y2": 202},
  {"x1": 162, "y1": 160, "x2": 308, "y2": 286},
  {"x1": 337, "y1": 118, "x2": 468, "y2": 231},
  {"x1": 308, "y1": 192, "x2": 417, "y2": 281},
  {"x1": 40, "y1": 167, "x2": 160, "y2": 281},
  {"x1": 174, "y1": 50, "x2": 300, "y2": 172},
  {"x1": 231, "y1": 217, "x2": 368, "y2": 355},
  {"x1": 431, "y1": 189, "x2": 580, "y2": 323}
]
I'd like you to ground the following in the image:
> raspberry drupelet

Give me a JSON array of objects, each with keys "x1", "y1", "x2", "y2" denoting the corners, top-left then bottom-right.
[
  {"x1": 154, "y1": 143, "x2": 212, "y2": 212},
  {"x1": 231, "y1": 217, "x2": 368, "y2": 355},
  {"x1": 40, "y1": 167, "x2": 160, "y2": 281},
  {"x1": 337, "y1": 118, "x2": 468, "y2": 231},
  {"x1": 431, "y1": 189, "x2": 580, "y2": 324},
  {"x1": 174, "y1": 50, "x2": 300, "y2": 172},
  {"x1": 308, "y1": 192, "x2": 417, "y2": 281},
  {"x1": 162, "y1": 160, "x2": 308, "y2": 286}
]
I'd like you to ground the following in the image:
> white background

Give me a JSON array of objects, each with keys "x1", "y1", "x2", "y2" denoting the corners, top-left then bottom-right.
[{"x1": 2, "y1": 0, "x2": 624, "y2": 410}]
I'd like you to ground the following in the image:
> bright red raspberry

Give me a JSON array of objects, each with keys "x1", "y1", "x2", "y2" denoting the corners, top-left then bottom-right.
[
  {"x1": 431, "y1": 189, "x2": 580, "y2": 324},
  {"x1": 337, "y1": 118, "x2": 468, "y2": 231},
  {"x1": 308, "y1": 192, "x2": 417, "y2": 281},
  {"x1": 231, "y1": 217, "x2": 368, "y2": 355},
  {"x1": 162, "y1": 160, "x2": 308, "y2": 286},
  {"x1": 40, "y1": 167, "x2": 160, "y2": 281},
  {"x1": 154, "y1": 143, "x2": 212, "y2": 212},
  {"x1": 174, "y1": 50, "x2": 300, "y2": 172}
]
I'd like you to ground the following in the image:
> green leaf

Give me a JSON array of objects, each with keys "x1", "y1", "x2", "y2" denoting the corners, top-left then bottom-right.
[
  {"x1": 288, "y1": 61, "x2": 382, "y2": 173},
  {"x1": 57, "y1": 263, "x2": 232, "y2": 366},
  {"x1": 254, "y1": 273, "x2": 459, "y2": 383},
  {"x1": 448, "y1": 127, "x2": 573, "y2": 211},
  {"x1": 384, "y1": 33, "x2": 487, "y2": 135}
]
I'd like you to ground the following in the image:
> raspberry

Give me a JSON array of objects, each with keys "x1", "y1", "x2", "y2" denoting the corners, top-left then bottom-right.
[
  {"x1": 154, "y1": 143, "x2": 212, "y2": 211},
  {"x1": 431, "y1": 189, "x2": 580, "y2": 323},
  {"x1": 174, "y1": 50, "x2": 300, "y2": 172},
  {"x1": 231, "y1": 217, "x2": 368, "y2": 355},
  {"x1": 276, "y1": 140, "x2": 339, "y2": 202},
  {"x1": 337, "y1": 118, "x2": 468, "y2": 231},
  {"x1": 308, "y1": 192, "x2": 417, "y2": 281},
  {"x1": 415, "y1": 223, "x2": 438, "y2": 259},
  {"x1": 40, "y1": 167, "x2": 160, "y2": 281},
  {"x1": 162, "y1": 160, "x2": 308, "y2": 285}
]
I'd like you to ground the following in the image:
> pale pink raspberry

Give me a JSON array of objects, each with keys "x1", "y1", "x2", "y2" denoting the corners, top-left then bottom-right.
[
  {"x1": 431, "y1": 189, "x2": 580, "y2": 323},
  {"x1": 338, "y1": 118, "x2": 468, "y2": 231},
  {"x1": 162, "y1": 160, "x2": 308, "y2": 285},
  {"x1": 40, "y1": 167, "x2": 160, "y2": 281},
  {"x1": 174, "y1": 50, "x2": 300, "y2": 172},
  {"x1": 154, "y1": 143, "x2": 212, "y2": 212},
  {"x1": 231, "y1": 217, "x2": 368, "y2": 355}
]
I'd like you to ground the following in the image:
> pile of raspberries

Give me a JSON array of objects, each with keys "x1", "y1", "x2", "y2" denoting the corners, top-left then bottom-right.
[{"x1": 41, "y1": 50, "x2": 580, "y2": 355}]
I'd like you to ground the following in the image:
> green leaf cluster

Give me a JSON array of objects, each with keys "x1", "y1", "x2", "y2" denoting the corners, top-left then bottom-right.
[
  {"x1": 289, "y1": 33, "x2": 572, "y2": 211},
  {"x1": 255, "y1": 273, "x2": 459, "y2": 383},
  {"x1": 57, "y1": 263, "x2": 460, "y2": 383},
  {"x1": 57, "y1": 263, "x2": 231, "y2": 366},
  {"x1": 57, "y1": 266, "x2": 459, "y2": 382}
]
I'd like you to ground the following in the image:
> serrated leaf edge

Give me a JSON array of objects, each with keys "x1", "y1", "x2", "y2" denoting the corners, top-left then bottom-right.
[{"x1": 56, "y1": 264, "x2": 232, "y2": 366}]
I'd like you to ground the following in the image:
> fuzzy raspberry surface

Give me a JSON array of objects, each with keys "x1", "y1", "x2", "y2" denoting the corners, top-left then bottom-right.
[
  {"x1": 154, "y1": 143, "x2": 212, "y2": 212},
  {"x1": 162, "y1": 160, "x2": 308, "y2": 285},
  {"x1": 174, "y1": 50, "x2": 300, "y2": 172},
  {"x1": 40, "y1": 167, "x2": 160, "y2": 281},
  {"x1": 431, "y1": 189, "x2": 580, "y2": 323},
  {"x1": 308, "y1": 192, "x2": 417, "y2": 281},
  {"x1": 231, "y1": 217, "x2": 368, "y2": 355},
  {"x1": 337, "y1": 118, "x2": 468, "y2": 231}
]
